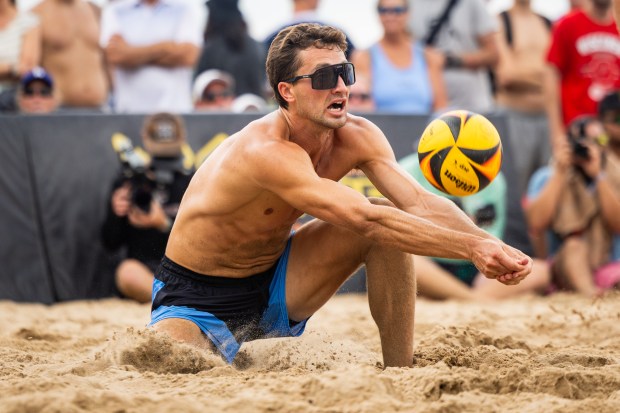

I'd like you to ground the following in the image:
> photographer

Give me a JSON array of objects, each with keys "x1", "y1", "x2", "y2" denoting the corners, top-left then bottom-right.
[
  {"x1": 524, "y1": 93, "x2": 620, "y2": 296},
  {"x1": 102, "y1": 113, "x2": 194, "y2": 303}
]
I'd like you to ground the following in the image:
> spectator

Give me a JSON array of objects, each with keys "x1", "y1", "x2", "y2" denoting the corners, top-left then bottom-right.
[
  {"x1": 192, "y1": 69, "x2": 235, "y2": 111},
  {"x1": 347, "y1": 73, "x2": 375, "y2": 113},
  {"x1": 102, "y1": 112, "x2": 194, "y2": 303},
  {"x1": 16, "y1": 66, "x2": 58, "y2": 114},
  {"x1": 494, "y1": 0, "x2": 553, "y2": 198},
  {"x1": 399, "y1": 150, "x2": 550, "y2": 300},
  {"x1": 194, "y1": 0, "x2": 266, "y2": 98},
  {"x1": 524, "y1": 111, "x2": 620, "y2": 297},
  {"x1": 263, "y1": 0, "x2": 356, "y2": 60},
  {"x1": 100, "y1": 0, "x2": 203, "y2": 113},
  {"x1": 0, "y1": 0, "x2": 40, "y2": 112},
  {"x1": 408, "y1": 0, "x2": 499, "y2": 113},
  {"x1": 33, "y1": 0, "x2": 109, "y2": 110},
  {"x1": 544, "y1": 0, "x2": 620, "y2": 151},
  {"x1": 352, "y1": 0, "x2": 446, "y2": 114}
]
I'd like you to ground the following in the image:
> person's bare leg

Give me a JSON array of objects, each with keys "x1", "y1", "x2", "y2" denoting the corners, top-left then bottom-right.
[
  {"x1": 365, "y1": 243, "x2": 416, "y2": 367},
  {"x1": 555, "y1": 237, "x2": 600, "y2": 297},
  {"x1": 286, "y1": 199, "x2": 418, "y2": 368},
  {"x1": 473, "y1": 258, "x2": 551, "y2": 299},
  {"x1": 115, "y1": 259, "x2": 154, "y2": 303},
  {"x1": 415, "y1": 256, "x2": 479, "y2": 300}
]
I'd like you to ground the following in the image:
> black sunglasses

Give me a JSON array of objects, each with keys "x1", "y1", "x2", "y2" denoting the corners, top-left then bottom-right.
[
  {"x1": 349, "y1": 92, "x2": 371, "y2": 101},
  {"x1": 378, "y1": 6, "x2": 408, "y2": 15},
  {"x1": 202, "y1": 90, "x2": 233, "y2": 102},
  {"x1": 284, "y1": 63, "x2": 356, "y2": 90},
  {"x1": 23, "y1": 87, "x2": 52, "y2": 97}
]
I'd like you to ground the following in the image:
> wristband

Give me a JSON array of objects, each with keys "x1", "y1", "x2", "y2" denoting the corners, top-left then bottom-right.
[{"x1": 444, "y1": 53, "x2": 464, "y2": 69}]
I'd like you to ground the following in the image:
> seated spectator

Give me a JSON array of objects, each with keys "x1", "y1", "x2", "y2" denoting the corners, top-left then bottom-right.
[
  {"x1": 102, "y1": 112, "x2": 194, "y2": 303},
  {"x1": 192, "y1": 69, "x2": 235, "y2": 111},
  {"x1": 16, "y1": 66, "x2": 58, "y2": 114},
  {"x1": 33, "y1": 0, "x2": 109, "y2": 110},
  {"x1": 352, "y1": 0, "x2": 447, "y2": 114},
  {"x1": 231, "y1": 93, "x2": 268, "y2": 113},
  {"x1": 524, "y1": 105, "x2": 620, "y2": 297},
  {"x1": 0, "y1": 0, "x2": 40, "y2": 112},
  {"x1": 100, "y1": 0, "x2": 203, "y2": 113},
  {"x1": 399, "y1": 149, "x2": 550, "y2": 300},
  {"x1": 194, "y1": 0, "x2": 266, "y2": 98}
]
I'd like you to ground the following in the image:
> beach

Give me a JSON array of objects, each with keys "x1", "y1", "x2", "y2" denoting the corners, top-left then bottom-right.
[{"x1": 1, "y1": 292, "x2": 619, "y2": 413}]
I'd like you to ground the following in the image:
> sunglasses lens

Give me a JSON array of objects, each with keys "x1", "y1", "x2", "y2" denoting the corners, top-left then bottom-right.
[
  {"x1": 343, "y1": 63, "x2": 355, "y2": 86},
  {"x1": 379, "y1": 7, "x2": 407, "y2": 14},
  {"x1": 24, "y1": 87, "x2": 52, "y2": 97},
  {"x1": 311, "y1": 64, "x2": 356, "y2": 90},
  {"x1": 311, "y1": 66, "x2": 337, "y2": 90}
]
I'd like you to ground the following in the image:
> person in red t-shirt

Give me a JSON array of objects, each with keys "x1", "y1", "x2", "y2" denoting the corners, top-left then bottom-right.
[{"x1": 544, "y1": 0, "x2": 620, "y2": 151}]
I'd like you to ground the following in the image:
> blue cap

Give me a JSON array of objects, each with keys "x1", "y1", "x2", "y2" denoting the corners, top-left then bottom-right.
[{"x1": 21, "y1": 67, "x2": 53, "y2": 88}]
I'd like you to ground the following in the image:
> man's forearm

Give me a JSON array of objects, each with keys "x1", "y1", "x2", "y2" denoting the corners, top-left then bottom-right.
[
  {"x1": 108, "y1": 43, "x2": 165, "y2": 68},
  {"x1": 152, "y1": 42, "x2": 200, "y2": 68},
  {"x1": 367, "y1": 203, "x2": 486, "y2": 260}
]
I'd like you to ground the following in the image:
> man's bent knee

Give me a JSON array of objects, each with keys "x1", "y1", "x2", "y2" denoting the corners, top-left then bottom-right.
[{"x1": 152, "y1": 318, "x2": 215, "y2": 353}]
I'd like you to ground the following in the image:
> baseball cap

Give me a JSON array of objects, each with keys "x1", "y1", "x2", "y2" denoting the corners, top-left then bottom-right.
[
  {"x1": 231, "y1": 93, "x2": 267, "y2": 113},
  {"x1": 192, "y1": 69, "x2": 235, "y2": 103},
  {"x1": 21, "y1": 67, "x2": 53, "y2": 89}
]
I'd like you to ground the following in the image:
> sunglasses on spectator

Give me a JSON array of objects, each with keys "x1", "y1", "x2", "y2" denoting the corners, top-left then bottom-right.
[
  {"x1": 202, "y1": 90, "x2": 233, "y2": 102},
  {"x1": 284, "y1": 63, "x2": 356, "y2": 90},
  {"x1": 23, "y1": 86, "x2": 53, "y2": 97},
  {"x1": 349, "y1": 92, "x2": 371, "y2": 101},
  {"x1": 378, "y1": 6, "x2": 408, "y2": 15}
]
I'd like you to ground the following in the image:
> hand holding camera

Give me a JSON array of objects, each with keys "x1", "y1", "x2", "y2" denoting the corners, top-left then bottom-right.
[
  {"x1": 567, "y1": 115, "x2": 605, "y2": 181},
  {"x1": 127, "y1": 199, "x2": 171, "y2": 231},
  {"x1": 111, "y1": 182, "x2": 132, "y2": 217}
]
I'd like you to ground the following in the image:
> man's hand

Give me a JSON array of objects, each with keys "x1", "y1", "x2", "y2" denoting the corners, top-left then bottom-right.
[
  {"x1": 111, "y1": 183, "x2": 131, "y2": 217},
  {"x1": 106, "y1": 34, "x2": 133, "y2": 65},
  {"x1": 470, "y1": 239, "x2": 532, "y2": 285},
  {"x1": 128, "y1": 200, "x2": 170, "y2": 231},
  {"x1": 574, "y1": 140, "x2": 603, "y2": 179}
]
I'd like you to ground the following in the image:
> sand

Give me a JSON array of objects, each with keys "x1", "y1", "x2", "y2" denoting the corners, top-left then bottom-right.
[{"x1": 1, "y1": 292, "x2": 620, "y2": 413}]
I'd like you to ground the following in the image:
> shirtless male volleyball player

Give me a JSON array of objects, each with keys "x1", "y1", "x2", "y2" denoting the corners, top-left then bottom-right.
[{"x1": 150, "y1": 23, "x2": 533, "y2": 368}]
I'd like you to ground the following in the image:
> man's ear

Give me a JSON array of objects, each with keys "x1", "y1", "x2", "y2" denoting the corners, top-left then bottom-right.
[{"x1": 278, "y1": 81, "x2": 295, "y2": 104}]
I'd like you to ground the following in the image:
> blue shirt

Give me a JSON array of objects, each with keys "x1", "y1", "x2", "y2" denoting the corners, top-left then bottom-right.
[{"x1": 370, "y1": 41, "x2": 433, "y2": 114}]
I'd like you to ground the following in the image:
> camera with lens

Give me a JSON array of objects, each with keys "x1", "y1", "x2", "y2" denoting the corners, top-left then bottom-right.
[
  {"x1": 111, "y1": 113, "x2": 190, "y2": 213},
  {"x1": 567, "y1": 115, "x2": 595, "y2": 160}
]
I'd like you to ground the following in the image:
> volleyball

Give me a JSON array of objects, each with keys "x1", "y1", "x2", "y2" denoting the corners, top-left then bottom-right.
[{"x1": 417, "y1": 110, "x2": 503, "y2": 196}]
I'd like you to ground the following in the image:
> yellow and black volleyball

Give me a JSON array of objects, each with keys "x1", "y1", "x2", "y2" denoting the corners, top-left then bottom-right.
[{"x1": 418, "y1": 110, "x2": 502, "y2": 196}]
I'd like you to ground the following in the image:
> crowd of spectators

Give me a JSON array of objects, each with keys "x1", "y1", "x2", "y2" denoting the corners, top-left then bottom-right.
[{"x1": 2, "y1": 0, "x2": 620, "y2": 300}]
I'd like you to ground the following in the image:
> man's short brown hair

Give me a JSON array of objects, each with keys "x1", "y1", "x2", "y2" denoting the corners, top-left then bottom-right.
[{"x1": 266, "y1": 23, "x2": 348, "y2": 109}]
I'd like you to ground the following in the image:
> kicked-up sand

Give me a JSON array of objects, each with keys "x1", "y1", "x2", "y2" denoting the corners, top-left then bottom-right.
[{"x1": 1, "y1": 292, "x2": 619, "y2": 413}]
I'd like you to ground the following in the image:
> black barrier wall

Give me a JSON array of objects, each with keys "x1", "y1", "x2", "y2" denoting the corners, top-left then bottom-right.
[{"x1": 0, "y1": 113, "x2": 530, "y2": 303}]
